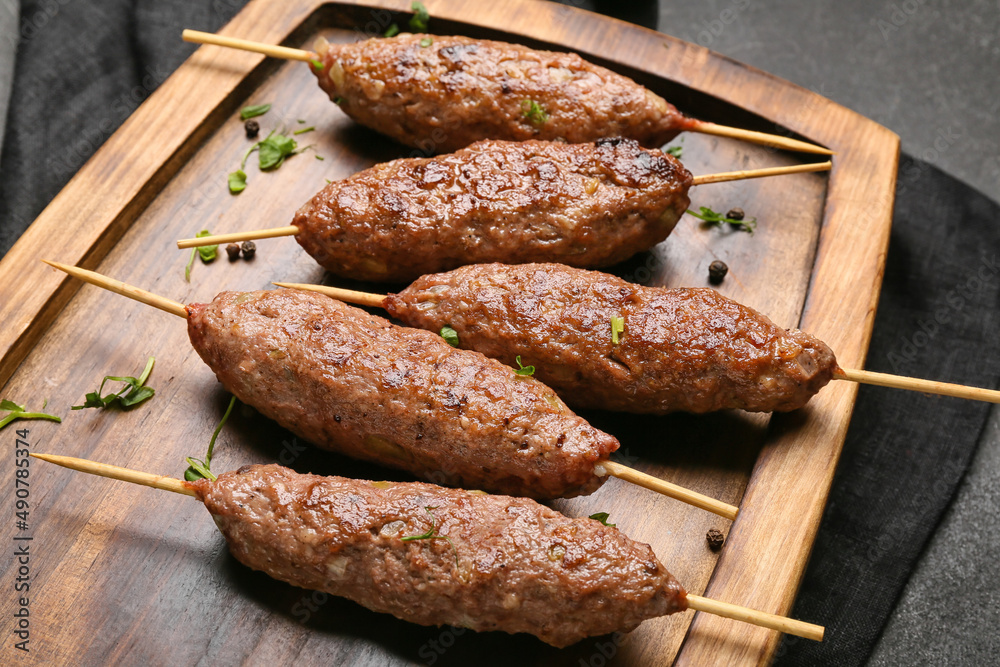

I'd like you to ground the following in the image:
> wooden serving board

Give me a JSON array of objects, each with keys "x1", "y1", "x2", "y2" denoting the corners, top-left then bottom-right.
[{"x1": 0, "y1": 1, "x2": 898, "y2": 664}]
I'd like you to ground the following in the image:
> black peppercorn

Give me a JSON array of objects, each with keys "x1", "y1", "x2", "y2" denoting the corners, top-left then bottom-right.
[
  {"x1": 226, "y1": 243, "x2": 241, "y2": 261},
  {"x1": 241, "y1": 241, "x2": 256, "y2": 259},
  {"x1": 726, "y1": 207, "x2": 745, "y2": 220},
  {"x1": 244, "y1": 119, "x2": 260, "y2": 138},
  {"x1": 708, "y1": 260, "x2": 728, "y2": 285},
  {"x1": 706, "y1": 528, "x2": 725, "y2": 551}
]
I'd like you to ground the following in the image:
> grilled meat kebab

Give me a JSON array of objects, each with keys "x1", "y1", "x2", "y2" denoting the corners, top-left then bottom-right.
[
  {"x1": 187, "y1": 288, "x2": 617, "y2": 498},
  {"x1": 194, "y1": 463, "x2": 686, "y2": 647},
  {"x1": 312, "y1": 33, "x2": 692, "y2": 153},
  {"x1": 382, "y1": 263, "x2": 838, "y2": 413},
  {"x1": 293, "y1": 137, "x2": 692, "y2": 282}
]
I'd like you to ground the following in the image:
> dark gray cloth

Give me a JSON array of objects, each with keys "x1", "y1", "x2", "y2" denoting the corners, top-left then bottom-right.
[{"x1": 2, "y1": 1, "x2": 997, "y2": 665}]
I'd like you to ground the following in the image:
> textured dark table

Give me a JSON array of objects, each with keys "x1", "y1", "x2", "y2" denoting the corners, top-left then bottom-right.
[{"x1": 1, "y1": 0, "x2": 998, "y2": 665}]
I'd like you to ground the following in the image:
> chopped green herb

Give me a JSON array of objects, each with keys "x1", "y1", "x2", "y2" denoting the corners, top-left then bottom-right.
[
  {"x1": 228, "y1": 169, "x2": 247, "y2": 194},
  {"x1": 0, "y1": 399, "x2": 61, "y2": 431},
  {"x1": 293, "y1": 126, "x2": 315, "y2": 135},
  {"x1": 184, "y1": 394, "x2": 237, "y2": 482},
  {"x1": 257, "y1": 131, "x2": 298, "y2": 170},
  {"x1": 589, "y1": 512, "x2": 616, "y2": 527},
  {"x1": 185, "y1": 230, "x2": 218, "y2": 282},
  {"x1": 401, "y1": 506, "x2": 459, "y2": 563},
  {"x1": 239, "y1": 104, "x2": 271, "y2": 120},
  {"x1": 687, "y1": 206, "x2": 757, "y2": 234},
  {"x1": 419, "y1": 37, "x2": 433, "y2": 48},
  {"x1": 514, "y1": 355, "x2": 535, "y2": 377},
  {"x1": 310, "y1": 59, "x2": 324, "y2": 70},
  {"x1": 384, "y1": 24, "x2": 400, "y2": 38},
  {"x1": 521, "y1": 99, "x2": 549, "y2": 125},
  {"x1": 297, "y1": 119, "x2": 306, "y2": 124},
  {"x1": 72, "y1": 357, "x2": 156, "y2": 411},
  {"x1": 610, "y1": 316, "x2": 625, "y2": 345},
  {"x1": 409, "y1": 1, "x2": 430, "y2": 32},
  {"x1": 666, "y1": 145, "x2": 683, "y2": 158},
  {"x1": 333, "y1": 96, "x2": 345, "y2": 105},
  {"x1": 439, "y1": 326, "x2": 459, "y2": 347}
]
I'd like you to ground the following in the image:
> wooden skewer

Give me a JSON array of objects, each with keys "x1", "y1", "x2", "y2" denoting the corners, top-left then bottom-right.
[
  {"x1": 41, "y1": 260, "x2": 739, "y2": 519},
  {"x1": 182, "y1": 29, "x2": 832, "y2": 156},
  {"x1": 33, "y1": 452, "x2": 821, "y2": 640},
  {"x1": 176, "y1": 161, "x2": 832, "y2": 250},
  {"x1": 42, "y1": 260, "x2": 188, "y2": 318},
  {"x1": 274, "y1": 281, "x2": 1000, "y2": 406}
]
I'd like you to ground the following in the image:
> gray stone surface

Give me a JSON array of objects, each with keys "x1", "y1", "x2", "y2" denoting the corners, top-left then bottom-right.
[{"x1": 0, "y1": 0, "x2": 17, "y2": 165}]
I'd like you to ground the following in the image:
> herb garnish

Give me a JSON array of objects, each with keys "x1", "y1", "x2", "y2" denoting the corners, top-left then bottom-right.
[
  {"x1": 666, "y1": 145, "x2": 683, "y2": 158},
  {"x1": 256, "y1": 131, "x2": 299, "y2": 170},
  {"x1": 439, "y1": 325, "x2": 460, "y2": 347},
  {"x1": 315, "y1": 155, "x2": 325, "y2": 161},
  {"x1": 384, "y1": 24, "x2": 400, "y2": 38},
  {"x1": 687, "y1": 206, "x2": 757, "y2": 234},
  {"x1": 184, "y1": 395, "x2": 237, "y2": 482},
  {"x1": 419, "y1": 37, "x2": 433, "y2": 48},
  {"x1": 185, "y1": 230, "x2": 218, "y2": 281},
  {"x1": 228, "y1": 169, "x2": 247, "y2": 194},
  {"x1": 409, "y1": 1, "x2": 430, "y2": 32},
  {"x1": 401, "y1": 506, "x2": 459, "y2": 563},
  {"x1": 293, "y1": 126, "x2": 315, "y2": 135},
  {"x1": 333, "y1": 96, "x2": 345, "y2": 105},
  {"x1": 310, "y1": 59, "x2": 325, "y2": 70},
  {"x1": 240, "y1": 104, "x2": 271, "y2": 120},
  {"x1": 589, "y1": 512, "x2": 616, "y2": 527},
  {"x1": 610, "y1": 316, "x2": 625, "y2": 345},
  {"x1": 514, "y1": 355, "x2": 535, "y2": 377},
  {"x1": 72, "y1": 357, "x2": 156, "y2": 410},
  {"x1": 521, "y1": 99, "x2": 549, "y2": 125},
  {"x1": 0, "y1": 400, "x2": 61, "y2": 431}
]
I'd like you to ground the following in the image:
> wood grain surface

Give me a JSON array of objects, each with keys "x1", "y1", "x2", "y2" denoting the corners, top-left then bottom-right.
[{"x1": 0, "y1": 0, "x2": 898, "y2": 664}]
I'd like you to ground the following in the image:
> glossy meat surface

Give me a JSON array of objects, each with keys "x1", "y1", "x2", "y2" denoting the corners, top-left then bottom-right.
[
  {"x1": 385, "y1": 263, "x2": 839, "y2": 413},
  {"x1": 313, "y1": 34, "x2": 690, "y2": 152},
  {"x1": 293, "y1": 138, "x2": 692, "y2": 282},
  {"x1": 186, "y1": 289, "x2": 618, "y2": 498},
  {"x1": 196, "y1": 464, "x2": 687, "y2": 647}
]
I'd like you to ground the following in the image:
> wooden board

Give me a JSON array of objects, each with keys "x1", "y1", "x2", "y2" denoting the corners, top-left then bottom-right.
[{"x1": 0, "y1": 0, "x2": 898, "y2": 664}]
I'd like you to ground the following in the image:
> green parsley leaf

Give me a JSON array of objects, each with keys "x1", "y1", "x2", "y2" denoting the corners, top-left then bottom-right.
[
  {"x1": 666, "y1": 145, "x2": 683, "y2": 158},
  {"x1": 315, "y1": 155, "x2": 325, "y2": 161},
  {"x1": 71, "y1": 357, "x2": 156, "y2": 411},
  {"x1": 333, "y1": 96, "x2": 345, "y2": 106},
  {"x1": 239, "y1": 104, "x2": 271, "y2": 120},
  {"x1": 310, "y1": 59, "x2": 325, "y2": 70},
  {"x1": 258, "y1": 132, "x2": 298, "y2": 170},
  {"x1": 514, "y1": 355, "x2": 535, "y2": 377},
  {"x1": 184, "y1": 394, "x2": 237, "y2": 482},
  {"x1": 293, "y1": 126, "x2": 315, "y2": 135},
  {"x1": 196, "y1": 230, "x2": 218, "y2": 263},
  {"x1": 409, "y1": 1, "x2": 430, "y2": 32},
  {"x1": 384, "y1": 24, "x2": 400, "y2": 38},
  {"x1": 610, "y1": 316, "x2": 625, "y2": 345},
  {"x1": 521, "y1": 99, "x2": 549, "y2": 125},
  {"x1": 439, "y1": 326, "x2": 460, "y2": 347},
  {"x1": 228, "y1": 169, "x2": 247, "y2": 194},
  {"x1": 419, "y1": 37, "x2": 433, "y2": 48},
  {"x1": 0, "y1": 399, "x2": 61, "y2": 431},
  {"x1": 589, "y1": 512, "x2": 616, "y2": 527},
  {"x1": 687, "y1": 206, "x2": 757, "y2": 234}
]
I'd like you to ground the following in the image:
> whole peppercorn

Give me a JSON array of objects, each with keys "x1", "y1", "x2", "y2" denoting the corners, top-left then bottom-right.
[
  {"x1": 708, "y1": 260, "x2": 728, "y2": 285},
  {"x1": 706, "y1": 528, "x2": 725, "y2": 552},
  {"x1": 226, "y1": 243, "x2": 241, "y2": 261},
  {"x1": 244, "y1": 119, "x2": 260, "y2": 138},
  {"x1": 726, "y1": 207, "x2": 745, "y2": 220},
  {"x1": 241, "y1": 240, "x2": 257, "y2": 259}
]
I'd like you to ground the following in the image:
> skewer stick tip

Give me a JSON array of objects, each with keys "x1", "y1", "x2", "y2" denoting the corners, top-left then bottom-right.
[
  {"x1": 177, "y1": 226, "x2": 299, "y2": 248},
  {"x1": 30, "y1": 453, "x2": 198, "y2": 497},
  {"x1": 41, "y1": 259, "x2": 188, "y2": 319},
  {"x1": 272, "y1": 282, "x2": 388, "y2": 309},
  {"x1": 689, "y1": 121, "x2": 834, "y2": 156},
  {"x1": 835, "y1": 367, "x2": 1000, "y2": 404},
  {"x1": 598, "y1": 460, "x2": 738, "y2": 521},
  {"x1": 692, "y1": 160, "x2": 832, "y2": 186},
  {"x1": 685, "y1": 594, "x2": 824, "y2": 641}
]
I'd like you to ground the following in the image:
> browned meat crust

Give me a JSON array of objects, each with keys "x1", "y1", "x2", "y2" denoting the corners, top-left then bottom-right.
[
  {"x1": 186, "y1": 289, "x2": 618, "y2": 498},
  {"x1": 195, "y1": 464, "x2": 687, "y2": 647},
  {"x1": 312, "y1": 34, "x2": 689, "y2": 152},
  {"x1": 384, "y1": 263, "x2": 839, "y2": 414},
  {"x1": 292, "y1": 138, "x2": 692, "y2": 282}
]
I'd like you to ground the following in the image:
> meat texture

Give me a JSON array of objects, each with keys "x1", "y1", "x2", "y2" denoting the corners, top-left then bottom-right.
[
  {"x1": 292, "y1": 138, "x2": 692, "y2": 282},
  {"x1": 186, "y1": 289, "x2": 618, "y2": 498},
  {"x1": 384, "y1": 263, "x2": 839, "y2": 414},
  {"x1": 195, "y1": 464, "x2": 687, "y2": 647},
  {"x1": 312, "y1": 34, "x2": 691, "y2": 152}
]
